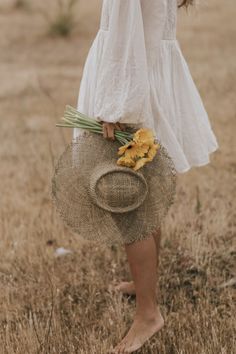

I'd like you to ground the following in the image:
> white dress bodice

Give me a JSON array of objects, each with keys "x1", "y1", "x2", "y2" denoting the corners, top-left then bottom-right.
[
  {"x1": 100, "y1": 0, "x2": 177, "y2": 40},
  {"x1": 162, "y1": 0, "x2": 177, "y2": 39}
]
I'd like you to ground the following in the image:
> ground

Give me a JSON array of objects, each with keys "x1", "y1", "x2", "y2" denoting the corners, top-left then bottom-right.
[{"x1": 0, "y1": 0, "x2": 235, "y2": 353}]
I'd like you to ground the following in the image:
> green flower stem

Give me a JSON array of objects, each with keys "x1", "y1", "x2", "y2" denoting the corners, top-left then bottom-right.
[
  {"x1": 56, "y1": 123, "x2": 102, "y2": 132},
  {"x1": 66, "y1": 107, "x2": 134, "y2": 134},
  {"x1": 63, "y1": 116, "x2": 101, "y2": 128},
  {"x1": 63, "y1": 117, "x2": 133, "y2": 140},
  {"x1": 68, "y1": 107, "x2": 94, "y2": 120},
  {"x1": 61, "y1": 118, "x2": 102, "y2": 131},
  {"x1": 56, "y1": 124, "x2": 74, "y2": 128},
  {"x1": 65, "y1": 112, "x2": 101, "y2": 124},
  {"x1": 66, "y1": 106, "x2": 96, "y2": 123},
  {"x1": 57, "y1": 124, "x2": 130, "y2": 145},
  {"x1": 116, "y1": 138, "x2": 126, "y2": 144},
  {"x1": 115, "y1": 132, "x2": 133, "y2": 139},
  {"x1": 115, "y1": 136, "x2": 129, "y2": 144},
  {"x1": 57, "y1": 106, "x2": 138, "y2": 146},
  {"x1": 115, "y1": 130, "x2": 133, "y2": 136}
]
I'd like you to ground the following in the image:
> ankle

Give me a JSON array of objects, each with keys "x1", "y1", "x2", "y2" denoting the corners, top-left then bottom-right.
[{"x1": 136, "y1": 304, "x2": 162, "y2": 322}]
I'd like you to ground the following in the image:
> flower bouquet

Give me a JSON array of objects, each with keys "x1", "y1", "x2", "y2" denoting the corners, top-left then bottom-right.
[{"x1": 56, "y1": 105, "x2": 159, "y2": 171}]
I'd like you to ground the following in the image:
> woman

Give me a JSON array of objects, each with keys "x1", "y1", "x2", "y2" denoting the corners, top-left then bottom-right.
[{"x1": 73, "y1": 0, "x2": 219, "y2": 352}]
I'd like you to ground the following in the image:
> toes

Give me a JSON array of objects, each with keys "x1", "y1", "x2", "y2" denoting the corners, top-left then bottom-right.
[
  {"x1": 118, "y1": 344, "x2": 128, "y2": 354},
  {"x1": 125, "y1": 343, "x2": 141, "y2": 353},
  {"x1": 111, "y1": 339, "x2": 129, "y2": 354},
  {"x1": 110, "y1": 343, "x2": 122, "y2": 354},
  {"x1": 117, "y1": 343, "x2": 125, "y2": 353}
]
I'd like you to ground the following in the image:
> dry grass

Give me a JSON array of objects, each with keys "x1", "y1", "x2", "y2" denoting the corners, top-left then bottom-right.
[
  {"x1": 0, "y1": 0, "x2": 235, "y2": 353},
  {"x1": 40, "y1": 0, "x2": 81, "y2": 37},
  {"x1": 14, "y1": 0, "x2": 29, "y2": 9}
]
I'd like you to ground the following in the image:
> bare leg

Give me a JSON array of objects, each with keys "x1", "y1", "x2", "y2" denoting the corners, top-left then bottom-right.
[
  {"x1": 114, "y1": 228, "x2": 162, "y2": 296},
  {"x1": 152, "y1": 227, "x2": 162, "y2": 300},
  {"x1": 111, "y1": 234, "x2": 164, "y2": 353}
]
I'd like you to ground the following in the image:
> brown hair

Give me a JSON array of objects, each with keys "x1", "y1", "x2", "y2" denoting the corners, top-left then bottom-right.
[{"x1": 178, "y1": 0, "x2": 194, "y2": 8}]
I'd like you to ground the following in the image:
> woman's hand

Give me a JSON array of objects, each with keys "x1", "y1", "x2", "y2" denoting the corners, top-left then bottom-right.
[{"x1": 101, "y1": 121, "x2": 126, "y2": 141}]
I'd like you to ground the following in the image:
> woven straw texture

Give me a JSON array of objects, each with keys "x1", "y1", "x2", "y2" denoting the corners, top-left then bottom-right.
[{"x1": 52, "y1": 131, "x2": 176, "y2": 245}]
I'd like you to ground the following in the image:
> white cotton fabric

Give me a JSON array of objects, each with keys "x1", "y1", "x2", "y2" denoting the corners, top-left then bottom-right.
[{"x1": 73, "y1": 0, "x2": 219, "y2": 173}]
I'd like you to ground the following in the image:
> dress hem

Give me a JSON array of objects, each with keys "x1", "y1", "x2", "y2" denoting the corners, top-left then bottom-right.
[{"x1": 176, "y1": 145, "x2": 219, "y2": 174}]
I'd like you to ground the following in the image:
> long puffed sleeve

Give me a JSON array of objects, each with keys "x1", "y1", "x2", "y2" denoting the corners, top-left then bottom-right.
[{"x1": 94, "y1": 0, "x2": 167, "y2": 125}]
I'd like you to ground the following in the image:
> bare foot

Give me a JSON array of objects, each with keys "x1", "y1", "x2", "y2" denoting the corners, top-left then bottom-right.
[
  {"x1": 111, "y1": 307, "x2": 164, "y2": 353},
  {"x1": 114, "y1": 281, "x2": 136, "y2": 296}
]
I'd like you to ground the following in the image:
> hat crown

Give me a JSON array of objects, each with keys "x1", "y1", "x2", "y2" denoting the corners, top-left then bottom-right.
[{"x1": 89, "y1": 163, "x2": 148, "y2": 213}]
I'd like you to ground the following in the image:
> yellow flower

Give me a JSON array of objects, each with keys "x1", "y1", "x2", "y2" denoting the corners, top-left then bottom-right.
[
  {"x1": 133, "y1": 128, "x2": 155, "y2": 146},
  {"x1": 118, "y1": 141, "x2": 135, "y2": 156},
  {"x1": 132, "y1": 143, "x2": 159, "y2": 171},
  {"x1": 116, "y1": 128, "x2": 159, "y2": 171},
  {"x1": 118, "y1": 141, "x2": 149, "y2": 159},
  {"x1": 124, "y1": 143, "x2": 150, "y2": 159},
  {"x1": 117, "y1": 155, "x2": 136, "y2": 167},
  {"x1": 133, "y1": 157, "x2": 151, "y2": 171},
  {"x1": 147, "y1": 143, "x2": 160, "y2": 160}
]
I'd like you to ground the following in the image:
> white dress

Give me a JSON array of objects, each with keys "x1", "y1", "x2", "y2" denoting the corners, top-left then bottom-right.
[{"x1": 73, "y1": 0, "x2": 219, "y2": 173}]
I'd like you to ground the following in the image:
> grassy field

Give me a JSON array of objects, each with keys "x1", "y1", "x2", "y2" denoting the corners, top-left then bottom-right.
[{"x1": 0, "y1": 0, "x2": 235, "y2": 353}]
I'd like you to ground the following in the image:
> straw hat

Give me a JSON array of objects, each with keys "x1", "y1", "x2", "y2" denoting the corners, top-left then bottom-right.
[{"x1": 52, "y1": 131, "x2": 176, "y2": 245}]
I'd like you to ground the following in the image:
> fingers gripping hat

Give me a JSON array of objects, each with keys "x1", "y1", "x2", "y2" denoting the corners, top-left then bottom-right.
[{"x1": 52, "y1": 131, "x2": 176, "y2": 245}]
